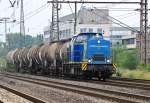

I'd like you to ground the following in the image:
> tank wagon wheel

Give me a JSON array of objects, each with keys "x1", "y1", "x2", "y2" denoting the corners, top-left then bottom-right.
[
  {"x1": 30, "y1": 69, "x2": 36, "y2": 74},
  {"x1": 16, "y1": 67, "x2": 19, "y2": 72}
]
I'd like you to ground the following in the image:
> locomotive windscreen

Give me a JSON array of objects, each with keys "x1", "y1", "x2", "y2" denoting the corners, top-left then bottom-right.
[{"x1": 92, "y1": 54, "x2": 105, "y2": 61}]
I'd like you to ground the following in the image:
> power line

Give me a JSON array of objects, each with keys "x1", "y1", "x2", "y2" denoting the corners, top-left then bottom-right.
[
  {"x1": 10, "y1": 3, "x2": 49, "y2": 28},
  {"x1": 68, "y1": 2, "x2": 74, "y2": 15},
  {"x1": 47, "y1": 1, "x2": 140, "y2": 4},
  {"x1": 113, "y1": 12, "x2": 138, "y2": 18},
  {"x1": 114, "y1": 12, "x2": 139, "y2": 20},
  {"x1": 92, "y1": 7, "x2": 140, "y2": 33},
  {"x1": 25, "y1": 4, "x2": 49, "y2": 20}
]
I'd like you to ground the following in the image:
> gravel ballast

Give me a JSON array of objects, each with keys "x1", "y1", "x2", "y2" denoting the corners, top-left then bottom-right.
[
  {"x1": 12, "y1": 73, "x2": 150, "y2": 96},
  {"x1": 0, "y1": 87, "x2": 32, "y2": 103},
  {"x1": 0, "y1": 76, "x2": 113, "y2": 103}
]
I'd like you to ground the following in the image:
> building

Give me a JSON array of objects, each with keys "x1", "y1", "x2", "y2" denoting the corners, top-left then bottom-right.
[
  {"x1": 110, "y1": 27, "x2": 139, "y2": 49},
  {"x1": 43, "y1": 7, "x2": 140, "y2": 49},
  {"x1": 43, "y1": 26, "x2": 50, "y2": 42},
  {"x1": 43, "y1": 7, "x2": 111, "y2": 43}
]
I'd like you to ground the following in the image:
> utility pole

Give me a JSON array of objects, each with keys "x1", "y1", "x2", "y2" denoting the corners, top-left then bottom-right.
[
  {"x1": 4, "y1": 18, "x2": 9, "y2": 50},
  {"x1": 0, "y1": 18, "x2": 15, "y2": 50},
  {"x1": 51, "y1": 0, "x2": 60, "y2": 41},
  {"x1": 137, "y1": 0, "x2": 148, "y2": 64},
  {"x1": 2, "y1": 18, "x2": 10, "y2": 50},
  {"x1": 20, "y1": 0, "x2": 25, "y2": 47},
  {"x1": 74, "y1": 2, "x2": 77, "y2": 34}
]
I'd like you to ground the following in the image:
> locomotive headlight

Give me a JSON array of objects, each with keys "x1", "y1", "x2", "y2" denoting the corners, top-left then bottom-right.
[
  {"x1": 107, "y1": 60, "x2": 110, "y2": 63},
  {"x1": 88, "y1": 59, "x2": 91, "y2": 63},
  {"x1": 97, "y1": 40, "x2": 100, "y2": 44}
]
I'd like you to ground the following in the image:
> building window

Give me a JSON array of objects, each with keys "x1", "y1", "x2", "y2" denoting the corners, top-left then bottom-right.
[
  {"x1": 89, "y1": 28, "x2": 93, "y2": 32},
  {"x1": 59, "y1": 31, "x2": 62, "y2": 38},
  {"x1": 97, "y1": 28, "x2": 102, "y2": 33},
  {"x1": 80, "y1": 28, "x2": 87, "y2": 33},
  {"x1": 129, "y1": 38, "x2": 135, "y2": 44},
  {"x1": 96, "y1": 15, "x2": 101, "y2": 22},
  {"x1": 122, "y1": 38, "x2": 135, "y2": 45}
]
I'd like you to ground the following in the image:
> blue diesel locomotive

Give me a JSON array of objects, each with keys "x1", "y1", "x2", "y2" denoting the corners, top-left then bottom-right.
[{"x1": 63, "y1": 33, "x2": 115, "y2": 80}]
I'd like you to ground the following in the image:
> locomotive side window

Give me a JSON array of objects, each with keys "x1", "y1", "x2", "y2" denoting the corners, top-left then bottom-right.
[{"x1": 75, "y1": 35, "x2": 88, "y2": 43}]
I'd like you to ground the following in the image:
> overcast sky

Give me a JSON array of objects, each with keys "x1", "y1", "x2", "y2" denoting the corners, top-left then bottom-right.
[{"x1": 0, "y1": 0, "x2": 149, "y2": 42}]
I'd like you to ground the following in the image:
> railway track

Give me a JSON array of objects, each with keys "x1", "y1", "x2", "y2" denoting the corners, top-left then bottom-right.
[
  {"x1": 32, "y1": 74, "x2": 150, "y2": 91},
  {"x1": 0, "y1": 83, "x2": 47, "y2": 103},
  {"x1": 25, "y1": 73, "x2": 150, "y2": 91},
  {"x1": 51, "y1": 75, "x2": 150, "y2": 90},
  {"x1": 111, "y1": 77, "x2": 150, "y2": 84},
  {"x1": 0, "y1": 101, "x2": 3, "y2": 103},
  {"x1": 38, "y1": 74, "x2": 150, "y2": 91},
  {"x1": 92, "y1": 79, "x2": 150, "y2": 91},
  {"x1": 1, "y1": 73, "x2": 150, "y2": 103}
]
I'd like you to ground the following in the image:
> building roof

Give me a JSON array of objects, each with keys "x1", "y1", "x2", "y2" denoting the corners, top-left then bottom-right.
[
  {"x1": 59, "y1": 7, "x2": 109, "y2": 24},
  {"x1": 59, "y1": 13, "x2": 74, "y2": 22},
  {"x1": 111, "y1": 27, "x2": 140, "y2": 31}
]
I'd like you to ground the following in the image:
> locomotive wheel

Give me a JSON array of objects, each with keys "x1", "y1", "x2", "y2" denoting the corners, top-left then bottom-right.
[
  {"x1": 98, "y1": 71, "x2": 106, "y2": 81},
  {"x1": 82, "y1": 71, "x2": 91, "y2": 80}
]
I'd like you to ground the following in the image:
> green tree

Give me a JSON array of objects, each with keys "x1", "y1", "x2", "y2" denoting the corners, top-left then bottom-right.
[
  {"x1": 24, "y1": 35, "x2": 33, "y2": 47},
  {"x1": 0, "y1": 43, "x2": 8, "y2": 58},
  {"x1": 7, "y1": 33, "x2": 43, "y2": 50},
  {"x1": 32, "y1": 34, "x2": 43, "y2": 46}
]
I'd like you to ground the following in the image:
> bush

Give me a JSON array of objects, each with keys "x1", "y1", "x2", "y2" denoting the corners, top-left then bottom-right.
[
  {"x1": 137, "y1": 63, "x2": 150, "y2": 71},
  {"x1": 119, "y1": 68, "x2": 150, "y2": 80},
  {"x1": 113, "y1": 47, "x2": 139, "y2": 70}
]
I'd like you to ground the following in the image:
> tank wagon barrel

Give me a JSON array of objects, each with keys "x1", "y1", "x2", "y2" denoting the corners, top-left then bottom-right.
[
  {"x1": 38, "y1": 44, "x2": 49, "y2": 67},
  {"x1": 6, "y1": 50, "x2": 14, "y2": 64},
  {"x1": 19, "y1": 48, "x2": 30, "y2": 68},
  {"x1": 13, "y1": 48, "x2": 22, "y2": 66},
  {"x1": 27, "y1": 47, "x2": 40, "y2": 67}
]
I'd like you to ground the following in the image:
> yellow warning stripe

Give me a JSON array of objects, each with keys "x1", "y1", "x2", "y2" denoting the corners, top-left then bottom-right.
[
  {"x1": 113, "y1": 64, "x2": 117, "y2": 70},
  {"x1": 82, "y1": 62, "x2": 87, "y2": 71}
]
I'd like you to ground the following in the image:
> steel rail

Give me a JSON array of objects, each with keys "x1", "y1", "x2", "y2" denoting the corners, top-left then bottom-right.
[
  {"x1": 2, "y1": 73, "x2": 150, "y2": 103},
  {"x1": 0, "y1": 84, "x2": 47, "y2": 103},
  {"x1": 95, "y1": 80, "x2": 150, "y2": 91},
  {"x1": 111, "y1": 77, "x2": 150, "y2": 84}
]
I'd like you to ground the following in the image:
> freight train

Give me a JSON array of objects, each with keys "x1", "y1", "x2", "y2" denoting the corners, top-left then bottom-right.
[{"x1": 6, "y1": 33, "x2": 116, "y2": 80}]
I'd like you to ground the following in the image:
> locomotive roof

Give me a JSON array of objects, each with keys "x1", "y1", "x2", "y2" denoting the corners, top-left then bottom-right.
[{"x1": 76, "y1": 33, "x2": 103, "y2": 36}]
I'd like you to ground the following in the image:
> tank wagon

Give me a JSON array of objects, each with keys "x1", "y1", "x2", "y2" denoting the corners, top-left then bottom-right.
[{"x1": 6, "y1": 33, "x2": 116, "y2": 80}]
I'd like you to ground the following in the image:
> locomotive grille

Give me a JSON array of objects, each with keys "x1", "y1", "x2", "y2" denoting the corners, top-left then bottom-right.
[{"x1": 92, "y1": 54, "x2": 105, "y2": 61}]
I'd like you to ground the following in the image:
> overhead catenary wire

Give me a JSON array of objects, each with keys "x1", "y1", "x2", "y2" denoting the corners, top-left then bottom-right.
[
  {"x1": 68, "y1": 2, "x2": 74, "y2": 15},
  {"x1": 9, "y1": 0, "x2": 48, "y2": 23},
  {"x1": 10, "y1": 3, "x2": 49, "y2": 27},
  {"x1": 8, "y1": 3, "x2": 49, "y2": 34},
  {"x1": 67, "y1": 1, "x2": 84, "y2": 21},
  {"x1": 115, "y1": 13, "x2": 139, "y2": 20},
  {"x1": 113, "y1": 12, "x2": 138, "y2": 18},
  {"x1": 92, "y1": 7, "x2": 140, "y2": 33},
  {"x1": 112, "y1": 12, "x2": 139, "y2": 20}
]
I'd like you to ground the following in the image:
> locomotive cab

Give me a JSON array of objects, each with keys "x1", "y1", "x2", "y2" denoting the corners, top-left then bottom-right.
[{"x1": 66, "y1": 33, "x2": 114, "y2": 80}]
